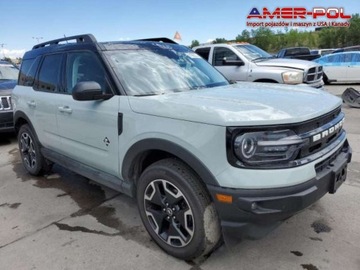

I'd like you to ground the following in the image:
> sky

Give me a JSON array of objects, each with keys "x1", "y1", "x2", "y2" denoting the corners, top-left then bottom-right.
[{"x1": 0, "y1": 0, "x2": 358, "y2": 58}]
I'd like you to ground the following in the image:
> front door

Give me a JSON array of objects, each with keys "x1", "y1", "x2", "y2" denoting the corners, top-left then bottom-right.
[
  {"x1": 56, "y1": 51, "x2": 120, "y2": 177},
  {"x1": 212, "y1": 47, "x2": 248, "y2": 81}
]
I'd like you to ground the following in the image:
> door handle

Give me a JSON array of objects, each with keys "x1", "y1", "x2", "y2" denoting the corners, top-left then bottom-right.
[
  {"x1": 58, "y1": 106, "x2": 73, "y2": 114},
  {"x1": 27, "y1": 101, "x2": 36, "y2": 108}
]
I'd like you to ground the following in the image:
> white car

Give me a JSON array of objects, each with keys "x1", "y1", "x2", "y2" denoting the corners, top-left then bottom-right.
[{"x1": 314, "y1": 52, "x2": 360, "y2": 84}]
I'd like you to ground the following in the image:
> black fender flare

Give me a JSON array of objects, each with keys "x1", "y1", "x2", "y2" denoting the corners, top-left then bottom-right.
[
  {"x1": 122, "y1": 138, "x2": 220, "y2": 187},
  {"x1": 14, "y1": 111, "x2": 36, "y2": 134}
]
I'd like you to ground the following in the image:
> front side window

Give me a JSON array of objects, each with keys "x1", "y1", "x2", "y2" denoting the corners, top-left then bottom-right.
[
  {"x1": 37, "y1": 54, "x2": 63, "y2": 92},
  {"x1": 105, "y1": 46, "x2": 228, "y2": 96},
  {"x1": 213, "y1": 47, "x2": 239, "y2": 66},
  {"x1": 65, "y1": 51, "x2": 110, "y2": 94}
]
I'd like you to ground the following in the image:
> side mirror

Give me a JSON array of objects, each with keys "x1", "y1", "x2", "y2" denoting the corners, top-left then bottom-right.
[
  {"x1": 72, "y1": 81, "x2": 112, "y2": 101},
  {"x1": 222, "y1": 58, "x2": 244, "y2": 66}
]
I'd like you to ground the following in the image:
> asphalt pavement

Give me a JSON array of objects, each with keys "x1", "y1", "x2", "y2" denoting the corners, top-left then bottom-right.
[{"x1": 0, "y1": 84, "x2": 359, "y2": 270}]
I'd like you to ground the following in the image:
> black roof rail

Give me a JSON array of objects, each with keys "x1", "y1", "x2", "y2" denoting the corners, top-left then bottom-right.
[
  {"x1": 135, "y1": 37, "x2": 177, "y2": 44},
  {"x1": 32, "y1": 34, "x2": 97, "y2": 50}
]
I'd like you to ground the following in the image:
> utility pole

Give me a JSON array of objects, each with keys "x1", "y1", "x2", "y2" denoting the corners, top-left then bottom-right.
[{"x1": 32, "y1": 37, "x2": 43, "y2": 44}]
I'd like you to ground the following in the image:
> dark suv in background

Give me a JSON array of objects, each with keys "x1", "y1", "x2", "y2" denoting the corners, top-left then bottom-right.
[{"x1": 0, "y1": 60, "x2": 19, "y2": 132}]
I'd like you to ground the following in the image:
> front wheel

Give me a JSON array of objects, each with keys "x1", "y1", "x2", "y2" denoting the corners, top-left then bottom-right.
[
  {"x1": 323, "y1": 74, "x2": 330, "y2": 85},
  {"x1": 137, "y1": 158, "x2": 221, "y2": 260}
]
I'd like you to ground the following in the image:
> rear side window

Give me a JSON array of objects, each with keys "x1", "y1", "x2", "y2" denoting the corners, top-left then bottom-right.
[
  {"x1": 19, "y1": 60, "x2": 32, "y2": 85},
  {"x1": 195, "y1": 48, "x2": 211, "y2": 61},
  {"x1": 19, "y1": 57, "x2": 41, "y2": 87},
  {"x1": 36, "y1": 54, "x2": 63, "y2": 92}
]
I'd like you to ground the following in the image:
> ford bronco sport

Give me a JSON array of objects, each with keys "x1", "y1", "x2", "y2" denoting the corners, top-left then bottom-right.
[{"x1": 12, "y1": 34, "x2": 351, "y2": 260}]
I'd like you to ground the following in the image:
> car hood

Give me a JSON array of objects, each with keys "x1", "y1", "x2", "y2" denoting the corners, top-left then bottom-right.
[
  {"x1": 128, "y1": 83, "x2": 341, "y2": 126},
  {"x1": 255, "y1": 58, "x2": 318, "y2": 70},
  {"x1": 0, "y1": 80, "x2": 17, "y2": 92}
]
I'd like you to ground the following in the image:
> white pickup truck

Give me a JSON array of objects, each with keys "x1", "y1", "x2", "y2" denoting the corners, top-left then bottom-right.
[{"x1": 194, "y1": 43, "x2": 324, "y2": 88}]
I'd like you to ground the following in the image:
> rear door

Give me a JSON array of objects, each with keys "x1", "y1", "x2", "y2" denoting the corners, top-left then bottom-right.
[
  {"x1": 56, "y1": 51, "x2": 120, "y2": 177},
  {"x1": 29, "y1": 54, "x2": 63, "y2": 151},
  {"x1": 324, "y1": 54, "x2": 347, "y2": 82},
  {"x1": 346, "y1": 53, "x2": 360, "y2": 82}
]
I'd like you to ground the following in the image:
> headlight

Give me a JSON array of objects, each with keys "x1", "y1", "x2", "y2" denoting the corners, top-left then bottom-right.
[
  {"x1": 282, "y1": 71, "x2": 304, "y2": 84},
  {"x1": 233, "y1": 129, "x2": 305, "y2": 168}
]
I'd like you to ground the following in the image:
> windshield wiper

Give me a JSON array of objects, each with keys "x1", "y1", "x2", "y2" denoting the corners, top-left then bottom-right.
[
  {"x1": 133, "y1": 93, "x2": 159, "y2": 97},
  {"x1": 252, "y1": 56, "x2": 275, "y2": 62}
]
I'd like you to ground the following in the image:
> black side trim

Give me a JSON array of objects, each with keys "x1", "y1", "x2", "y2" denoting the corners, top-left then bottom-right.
[
  {"x1": 41, "y1": 148, "x2": 134, "y2": 197},
  {"x1": 118, "y1": 113, "x2": 123, "y2": 135},
  {"x1": 14, "y1": 111, "x2": 36, "y2": 134},
  {"x1": 122, "y1": 139, "x2": 219, "y2": 186}
]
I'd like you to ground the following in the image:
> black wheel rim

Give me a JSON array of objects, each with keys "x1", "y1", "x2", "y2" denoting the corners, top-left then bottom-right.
[
  {"x1": 144, "y1": 179, "x2": 194, "y2": 247},
  {"x1": 20, "y1": 132, "x2": 37, "y2": 169}
]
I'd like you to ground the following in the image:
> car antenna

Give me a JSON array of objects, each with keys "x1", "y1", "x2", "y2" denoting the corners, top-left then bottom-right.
[{"x1": 63, "y1": 34, "x2": 68, "y2": 44}]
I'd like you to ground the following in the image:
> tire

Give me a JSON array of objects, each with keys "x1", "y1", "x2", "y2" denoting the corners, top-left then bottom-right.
[
  {"x1": 323, "y1": 74, "x2": 330, "y2": 85},
  {"x1": 17, "y1": 124, "x2": 53, "y2": 175},
  {"x1": 137, "y1": 158, "x2": 221, "y2": 260}
]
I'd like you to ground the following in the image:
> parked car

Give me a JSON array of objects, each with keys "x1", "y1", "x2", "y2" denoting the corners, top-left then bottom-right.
[
  {"x1": 311, "y1": 49, "x2": 335, "y2": 56},
  {"x1": 193, "y1": 43, "x2": 323, "y2": 88},
  {"x1": 332, "y1": 45, "x2": 360, "y2": 54},
  {"x1": 0, "y1": 60, "x2": 19, "y2": 132},
  {"x1": 276, "y1": 47, "x2": 321, "y2": 61},
  {"x1": 13, "y1": 34, "x2": 351, "y2": 260},
  {"x1": 314, "y1": 52, "x2": 360, "y2": 84}
]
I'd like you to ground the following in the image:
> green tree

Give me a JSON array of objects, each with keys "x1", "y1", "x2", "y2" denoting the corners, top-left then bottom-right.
[
  {"x1": 190, "y1": 40, "x2": 200, "y2": 48},
  {"x1": 213, "y1": 38, "x2": 227, "y2": 44},
  {"x1": 251, "y1": 27, "x2": 274, "y2": 51},
  {"x1": 235, "y1": 30, "x2": 251, "y2": 42},
  {"x1": 347, "y1": 13, "x2": 360, "y2": 46}
]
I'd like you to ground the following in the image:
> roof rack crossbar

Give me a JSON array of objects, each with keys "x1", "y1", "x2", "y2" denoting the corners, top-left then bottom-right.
[
  {"x1": 135, "y1": 38, "x2": 177, "y2": 44},
  {"x1": 32, "y1": 34, "x2": 97, "y2": 50}
]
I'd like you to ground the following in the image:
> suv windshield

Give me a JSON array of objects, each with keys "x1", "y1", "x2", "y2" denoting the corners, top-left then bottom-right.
[
  {"x1": 105, "y1": 46, "x2": 228, "y2": 96},
  {"x1": 234, "y1": 44, "x2": 273, "y2": 61},
  {"x1": 0, "y1": 63, "x2": 19, "y2": 81}
]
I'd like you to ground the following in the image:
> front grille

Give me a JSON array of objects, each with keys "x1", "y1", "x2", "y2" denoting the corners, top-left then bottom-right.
[
  {"x1": 305, "y1": 66, "x2": 323, "y2": 83},
  {"x1": 0, "y1": 96, "x2": 12, "y2": 111},
  {"x1": 297, "y1": 112, "x2": 345, "y2": 159}
]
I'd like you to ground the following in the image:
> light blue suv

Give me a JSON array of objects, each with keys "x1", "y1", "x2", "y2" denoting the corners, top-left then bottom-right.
[{"x1": 12, "y1": 34, "x2": 352, "y2": 260}]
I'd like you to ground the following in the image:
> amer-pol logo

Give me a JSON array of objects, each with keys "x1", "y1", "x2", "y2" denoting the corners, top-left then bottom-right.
[{"x1": 247, "y1": 7, "x2": 352, "y2": 28}]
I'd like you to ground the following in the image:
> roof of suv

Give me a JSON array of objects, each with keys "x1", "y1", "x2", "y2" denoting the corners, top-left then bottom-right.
[{"x1": 23, "y1": 34, "x2": 179, "y2": 60}]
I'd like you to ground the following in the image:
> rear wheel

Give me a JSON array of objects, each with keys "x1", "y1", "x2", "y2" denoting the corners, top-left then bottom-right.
[
  {"x1": 137, "y1": 158, "x2": 221, "y2": 260},
  {"x1": 18, "y1": 124, "x2": 52, "y2": 175},
  {"x1": 323, "y1": 74, "x2": 330, "y2": 85}
]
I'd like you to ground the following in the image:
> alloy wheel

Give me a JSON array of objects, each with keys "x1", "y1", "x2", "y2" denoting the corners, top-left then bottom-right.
[
  {"x1": 144, "y1": 179, "x2": 195, "y2": 247},
  {"x1": 20, "y1": 132, "x2": 37, "y2": 169}
]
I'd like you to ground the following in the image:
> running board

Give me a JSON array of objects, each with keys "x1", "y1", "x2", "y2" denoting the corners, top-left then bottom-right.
[{"x1": 41, "y1": 148, "x2": 135, "y2": 197}]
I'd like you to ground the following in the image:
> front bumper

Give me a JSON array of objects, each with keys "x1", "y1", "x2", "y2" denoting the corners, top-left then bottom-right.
[
  {"x1": 299, "y1": 79, "x2": 324, "y2": 89},
  {"x1": 0, "y1": 111, "x2": 14, "y2": 132},
  {"x1": 207, "y1": 140, "x2": 351, "y2": 239}
]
